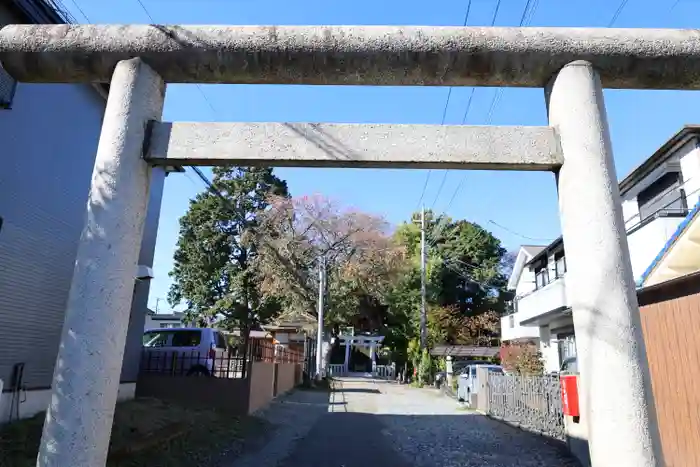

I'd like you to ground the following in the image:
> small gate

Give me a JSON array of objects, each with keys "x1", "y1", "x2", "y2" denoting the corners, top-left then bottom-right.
[{"x1": 373, "y1": 364, "x2": 395, "y2": 380}]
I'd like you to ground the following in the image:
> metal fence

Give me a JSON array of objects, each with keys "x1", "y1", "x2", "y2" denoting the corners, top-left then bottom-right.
[
  {"x1": 248, "y1": 339, "x2": 304, "y2": 364},
  {"x1": 140, "y1": 339, "x2": 304, "y2": 379},
  {"x1": 327, "y1": 364, "x2": 346, "y2": 376},
  {"x1": 140, "y1": 349, "x2": 247, "y2": 378},
  {"x1": 486, "y1": 373, "x2": 565, "y2": 440},
  {"x1": 374, "y1": 364, "x2": 395, "y2": 379}
]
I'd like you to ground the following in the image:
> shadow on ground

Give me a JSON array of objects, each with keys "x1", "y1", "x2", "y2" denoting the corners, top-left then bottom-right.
[
  {"x1": 333, "y1": 388, "x2": 381, "y2": 394},
  {"x1": 225, "y1": 385, "x2": 580, "y2": 467}
]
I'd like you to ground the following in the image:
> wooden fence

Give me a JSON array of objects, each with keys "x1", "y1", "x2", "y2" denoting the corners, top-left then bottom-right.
[{"x1": 638, "y1": 271, "x2": 700, "y2": 467}]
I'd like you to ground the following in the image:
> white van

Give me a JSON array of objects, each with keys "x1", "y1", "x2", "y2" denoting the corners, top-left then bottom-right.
[
  {"x1": 457, "y1": 364, "x2": 504, "y2": 405},
  {"x1": 141, "y1": 327, "x2": 230, "y2": 376}
]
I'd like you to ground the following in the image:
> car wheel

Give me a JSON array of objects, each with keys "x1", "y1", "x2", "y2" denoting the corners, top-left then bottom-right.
[{"x1": 187, "y1": 366, "x2": 210, "y2": 377}]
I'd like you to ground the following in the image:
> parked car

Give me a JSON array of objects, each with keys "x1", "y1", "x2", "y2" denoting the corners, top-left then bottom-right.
[
  {"x1": 141, "y1": 327, "x2": 229, "y2": 376},
  {"x1": 457, "y1": 364, "x2": 504, "y2": 405}
]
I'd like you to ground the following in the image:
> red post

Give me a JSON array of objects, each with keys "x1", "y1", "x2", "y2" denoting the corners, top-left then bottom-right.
[{"x1": 560, "y1": 375, "x2": 580, "y2": 417}]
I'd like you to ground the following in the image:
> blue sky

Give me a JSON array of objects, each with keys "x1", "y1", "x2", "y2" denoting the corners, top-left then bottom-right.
[{"x1": 61, "y1": 0, "x2": 700, "y2": 312}]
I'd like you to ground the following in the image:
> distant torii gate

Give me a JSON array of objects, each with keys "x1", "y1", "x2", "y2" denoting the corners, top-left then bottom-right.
[{"x1": 1, "y1": 24, "x2": 689, "y2": 467}]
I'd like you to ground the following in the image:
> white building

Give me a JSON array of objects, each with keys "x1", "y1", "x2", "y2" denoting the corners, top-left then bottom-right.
[
  {"x1": 144, "y1": 310, "x2": 188, "y2": 330},
  {"x1": 502, "y1": 125, "x2": 700, "y2": 373}
]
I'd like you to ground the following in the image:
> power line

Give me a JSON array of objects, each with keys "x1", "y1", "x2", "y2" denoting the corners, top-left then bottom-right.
[
  {"x1": 434, "y1": 0, "x2": 515, "y2": 215},
  {"x1": 608, "y1": 0, "x2": 631, "y2": 27},
  {"x1": 133, "y1": 0, "x2": 221, "y2": 119},
  {"x1": 415, "y1": 0, "x2": 473, "y2": 212},
  {"x1": 488, "y1": 220, "x2": 554, "y2": 242},
  {"x1": 428, "y1": 0, "x2": 503, "y2": 214},
  {"x1": 429, "y1": 0, "x2": 523, "y2": 229},
  {"x1": 473, "y1": 0, "x2": 632, "y2": 246},
  {"x1": 135, "y1": 0, "x2": 155, "y2": 22},
  {"x1": 63, "y1": 0, "x2": 88, "y2": 22}
]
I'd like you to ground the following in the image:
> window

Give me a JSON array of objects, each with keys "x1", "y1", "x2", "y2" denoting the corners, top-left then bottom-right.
[
  {"x1": 509, "y1": 315, "x2": 515, "y2": 328},
  {"x1": 159, "y1": 323, "x2": 169, "y2": 328},
  {"x1": 0, "y1": 63, "x2": 17, "y2": 109},
  {"x1": 535, "y1": 266, "x2": 549, "y2": 289},
  {"x1": 558, "y1": 334, "x2": 577, "y2": 369},
  {"x1": 554, "y1": 251, "x2": 567, "y2": 278},
  {"x1": 143, "y1": 331, "x2": 169, "y2": 348},
  {"x1": 170, "y1": 330, "x2": 202, "y2": 347},
  {"x1": 637, "y1": 171, "x2": 685, "y2": 221}
]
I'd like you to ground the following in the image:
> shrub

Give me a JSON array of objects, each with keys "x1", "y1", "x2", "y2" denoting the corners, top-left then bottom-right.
[{"x1": 500, "y1": 341, "x2": 544, "y2": 375}]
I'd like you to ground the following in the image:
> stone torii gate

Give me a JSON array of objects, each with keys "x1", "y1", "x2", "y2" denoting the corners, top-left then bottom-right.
[{"x1": 1, "y1": 24, "x2": 693, "y2": 466}]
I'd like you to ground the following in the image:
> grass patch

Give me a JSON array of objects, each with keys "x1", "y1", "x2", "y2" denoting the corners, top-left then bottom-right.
[{"x1": 0, "y1": 398, "x2": 268, "y2": 467}]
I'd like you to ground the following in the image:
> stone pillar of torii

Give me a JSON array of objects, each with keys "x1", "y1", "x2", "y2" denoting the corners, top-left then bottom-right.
[{"x1": 2, "y1": 24, "x2": 689, "y2": 467}]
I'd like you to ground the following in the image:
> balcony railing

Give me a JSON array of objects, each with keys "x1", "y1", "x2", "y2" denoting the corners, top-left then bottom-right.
[{"x1": 516, "y1": 276, "x2": 568, "y2": 325}]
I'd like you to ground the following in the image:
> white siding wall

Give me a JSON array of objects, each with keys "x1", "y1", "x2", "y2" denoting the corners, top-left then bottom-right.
[
  {"x1": 515, "y1": 265, "x2": 537, "y2": 297},
  {"x1": 627, "y1": 216, "x2": 686, "y2": 281},
  {"x1": 500, "y1": 314, "x2": 540, "y2": 341},
  {"x1": 502, "y1": 253, "x2": 541, "y2": 342}
]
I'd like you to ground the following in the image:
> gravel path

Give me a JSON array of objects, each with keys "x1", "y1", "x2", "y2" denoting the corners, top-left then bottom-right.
[{"x1": 226, "y1": 376, "x2": 579, "y2": 467}]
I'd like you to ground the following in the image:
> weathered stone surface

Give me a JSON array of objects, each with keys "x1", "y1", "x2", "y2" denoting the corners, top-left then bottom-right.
[
  {"x1": 1, "y1": 25, "x2": 700, "y2": 88},
  {"x1": 145, "y1": 122, "x2": 562, "y2": 170}
]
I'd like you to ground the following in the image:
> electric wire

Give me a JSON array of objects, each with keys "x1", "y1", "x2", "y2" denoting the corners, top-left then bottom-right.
[{"x1": 415, "y1": 0, "x2": 474, "y2": 212}]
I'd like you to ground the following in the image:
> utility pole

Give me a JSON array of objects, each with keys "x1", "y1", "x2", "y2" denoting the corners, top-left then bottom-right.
[
  {"x1": 419, "y1": 206, "x2": 427, "y2": 350},
  {"x1": 315, "y1": 255, "x2": 326, "y2": 380}
]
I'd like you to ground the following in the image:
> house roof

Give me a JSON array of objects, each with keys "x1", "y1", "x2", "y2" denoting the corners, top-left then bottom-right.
[
  {"x1": 618, "y1": 125, "x2": 700, "y2": 195},
  {"x1": 147, "y1": 311, "x2": 185, "y2": 321},
  {"x1": 507, "y1": 245, "x2": 547, "y2": 290},
  {"x1": 430, "y1": 345, "x2": 500, "y2": 358},
  {"x1": 522, "y1": 245, "x2": 546, "y2": 256},
  {"x1": 638, "y1": 198, "x2": 700, "y2": 287}
]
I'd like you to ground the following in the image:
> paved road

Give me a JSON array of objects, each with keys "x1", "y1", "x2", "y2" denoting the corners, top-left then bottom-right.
[{"x1": 227, "y1": 376, "x2": 579, "y2": 467}]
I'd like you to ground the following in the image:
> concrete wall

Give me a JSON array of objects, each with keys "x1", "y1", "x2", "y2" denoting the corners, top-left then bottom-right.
[
  {"x1": 0, "y1": 1, "x2": 164, "y2": 419},
  {"x1": 248, "y1": 362, "x2": 275, "y2": 414},
  {"x1": 517, "y1": 277, "x2": 568, "y2": 323},
  {"x1": 276, "y1": 363, "x2": 299, "y2": 395},
  {"x1": 247, "y1": 361, "x2": 302, "y2": 414},
  {"x1": 134, "y1": 374, "x2": 250, "y2": 414}
]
